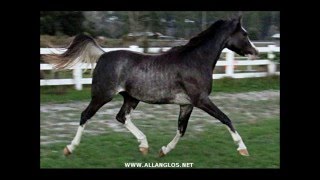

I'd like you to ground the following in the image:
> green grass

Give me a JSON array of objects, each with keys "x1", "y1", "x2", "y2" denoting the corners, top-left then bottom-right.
[
  {"x1": 40, "y1": 76, "x2": 279, "y2": 103},
  {"x1": 41, "y1": 70, "x2": 93, "y2": 79},
  {"x1": 41, "y1": 86, "x2": 97, "y2": 103},
  {"x1": 40, "y1": 118, "x2": 279, "y2": 168},
  {"x1": 212, "y1": 75, "x2": 279, "y2": 93}
]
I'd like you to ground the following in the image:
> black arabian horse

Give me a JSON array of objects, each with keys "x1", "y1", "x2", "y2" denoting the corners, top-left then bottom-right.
[{"x1": 43, "y1": 16, "x2": 258, "y2": 157}]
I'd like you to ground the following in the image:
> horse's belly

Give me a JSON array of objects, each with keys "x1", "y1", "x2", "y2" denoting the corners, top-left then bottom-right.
[
  {"x1": 125, "y1": 82, "x2": 191, "y2": 105},
  {"x1": 170, "y1": 93, "x2": 192, "y2": 105},
  {"x1": 130, "y1": 88, "x2": 191, "y2": 105}
]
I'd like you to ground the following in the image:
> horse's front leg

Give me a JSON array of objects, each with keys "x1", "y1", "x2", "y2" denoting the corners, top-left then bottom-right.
[
  {"x1": 195, "y1": 95, "x2": 249, "y2": 156},
  {"x1": 159, "y1": 105, "x2": 193, "y2": 157}
]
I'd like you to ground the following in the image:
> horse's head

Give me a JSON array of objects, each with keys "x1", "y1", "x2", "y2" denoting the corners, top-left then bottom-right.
[{"x1": 226, "y1": 16, "x2": 259, "y2": 57}]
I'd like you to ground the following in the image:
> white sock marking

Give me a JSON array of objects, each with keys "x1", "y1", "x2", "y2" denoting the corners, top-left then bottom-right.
[
  {"x1": 226, "y1": 126, "x2": 247, "y2": 150},
  {"x1": 67, "y1": 125, "x2": 85, "y2": 153},
  {"x1": 124, "y1": 115, "x2": 148, "y2": 148},
  {"x1": 161, "y1": 130, "x2": 182, "y2": 154}
]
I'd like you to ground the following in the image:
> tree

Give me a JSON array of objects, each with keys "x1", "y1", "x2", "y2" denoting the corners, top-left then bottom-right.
[
  {"x1": 40, "y1": 11, "x2": 84, "y2": 36},
  {"x1": 41, "y1": 11, "x2": 280, "y2": 40}
]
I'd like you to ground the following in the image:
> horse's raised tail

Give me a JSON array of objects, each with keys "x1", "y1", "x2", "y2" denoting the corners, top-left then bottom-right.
[{"x1": 42, "y1": 34, "x2": 104, "y2": 71}]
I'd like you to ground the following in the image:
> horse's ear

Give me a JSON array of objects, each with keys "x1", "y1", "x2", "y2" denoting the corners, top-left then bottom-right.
[
  {"x1": 230, "y1": 14, "x2": 242, "y2": 33},
  {"x1": 230, "y1": 13, "x2": 242, "y2": 25}
]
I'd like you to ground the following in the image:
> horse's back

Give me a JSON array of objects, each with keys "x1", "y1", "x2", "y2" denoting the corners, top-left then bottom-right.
[
  {"x1": 91, "y1": 50, "x2": 152, "y2": 94},
  {"x1": 94, "y1": 50, "x2": 173, "y2": 83}
]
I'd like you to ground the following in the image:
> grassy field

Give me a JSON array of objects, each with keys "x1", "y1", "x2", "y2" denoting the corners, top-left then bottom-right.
[
  {"x1": 40, "y1": 117, "x2": 279, "y2": 168},
  {"x1": 40, "y1": 76, "x2": 279, "y2": 103}
]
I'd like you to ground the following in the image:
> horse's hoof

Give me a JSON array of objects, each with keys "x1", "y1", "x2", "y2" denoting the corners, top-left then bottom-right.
[
  {"x1": 238, "y1": 149, "x2": 249, "y2": 156},
  {"x1": 63, "y1": 147, "x2": 72, "y2": 156},
  {"x1": 159, "y1": 149, "x2": 166, "y2": 157},
  {"x1": 139, "y1": 147, "x2": 149, "y2": 155}
]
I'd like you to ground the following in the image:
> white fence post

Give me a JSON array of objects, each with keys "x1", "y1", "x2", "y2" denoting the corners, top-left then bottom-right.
[
  {"x1": 73, "y1": 64, "x2": 83, "y2": 90},
  {"x1": 226, "y1": 50, "x2": 234, "y2": 77},
  {"x1": 267, "y1": 45, "x2": 276, "y2": 75},
  {"x1": 268, "y1": 45, "x2": 276, "y2": 60},
  {"x1": 247, "y1": 55, "x2": 254, "y2": 71},
  {"x1": 268, "y1": 61, "x2": 276, "y2": 74}
]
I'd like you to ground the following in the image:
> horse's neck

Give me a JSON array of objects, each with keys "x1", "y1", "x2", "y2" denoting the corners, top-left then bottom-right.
[{"x1": 193, "y1": 35, "x2": 228, "y2": 71}]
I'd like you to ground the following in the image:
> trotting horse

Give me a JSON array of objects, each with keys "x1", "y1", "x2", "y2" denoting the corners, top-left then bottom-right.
[{"x1": 43, "y1": 16, "x2": 258, "y2": 157}]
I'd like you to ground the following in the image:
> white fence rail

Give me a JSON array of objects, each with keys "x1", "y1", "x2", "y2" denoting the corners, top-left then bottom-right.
[{"x1": 40, "y1": 45, "x2": 280, "y2": 90}]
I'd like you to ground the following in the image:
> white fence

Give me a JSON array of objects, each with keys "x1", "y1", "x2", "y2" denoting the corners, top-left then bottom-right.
[{"x1": 40, "y1": 45, "x2": 280, "y2": 90}]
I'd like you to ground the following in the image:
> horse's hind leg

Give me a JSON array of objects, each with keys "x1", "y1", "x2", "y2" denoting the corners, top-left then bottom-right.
[
  {"x1": 64, "y1": 94, "x2": 112, "y2": 156},
  {"x1": 159, "y1": 105, "x2": 193, "y2": 157},
  {"x1": 116, "y1": 92, "x2": 149, "y2": 155},
  {"x1": 195, "y1": 96, "x2": 249, "y2": 156}
]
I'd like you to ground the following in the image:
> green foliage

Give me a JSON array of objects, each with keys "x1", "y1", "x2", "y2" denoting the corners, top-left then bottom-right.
[
  {"x1": 40, "y1": 11, "x2": 280, "y2": 40},
  {"x1": 40, "y1": 11, "x2": 84, "y2": 36},
  {"x1": 259, "y1": 52, "x2": 280, "y2": 62},
  {"x1": 274, "y1": 53, "x2": 280, "y2": 62},
  {"x1": 212, "y1": 76, "x2": 279, "y2": 93}
]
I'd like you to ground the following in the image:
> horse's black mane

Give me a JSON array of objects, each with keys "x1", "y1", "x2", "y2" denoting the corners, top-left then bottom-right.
[{"x1": 168, "y1": 20, "x2": 228, "y2": 53}]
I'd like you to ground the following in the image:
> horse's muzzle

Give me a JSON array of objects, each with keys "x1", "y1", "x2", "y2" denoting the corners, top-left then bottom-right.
[{"x1": 248, "y1": 47, "x2": 259, "y2": 56}]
